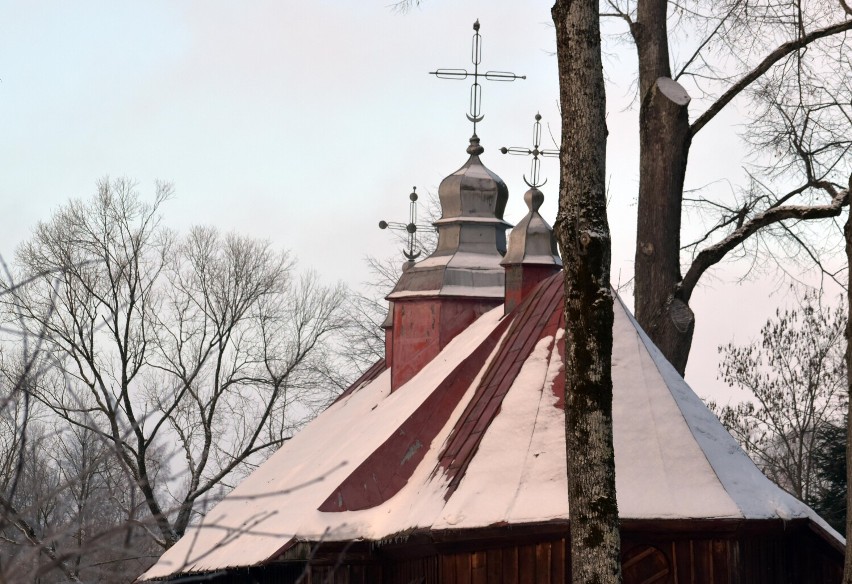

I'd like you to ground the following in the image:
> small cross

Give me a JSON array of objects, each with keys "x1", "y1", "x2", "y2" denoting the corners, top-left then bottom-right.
[
  {"x1": 430, "y1": 20, "x2": 526, "y2": 135},
  {"x1": 500, "y1": 113, "x2": 560, "y2": 188},
  {"x1": 379, "y1": 187, "x2": 431, "y2": 261}
]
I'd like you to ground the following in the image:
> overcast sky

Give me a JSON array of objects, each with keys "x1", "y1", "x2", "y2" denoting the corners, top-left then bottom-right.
[{"x1": 0, "y1": 0, "x2": 832, "y2": 401}]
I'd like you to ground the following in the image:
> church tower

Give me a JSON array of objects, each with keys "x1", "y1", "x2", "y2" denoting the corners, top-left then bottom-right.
[
  {"x1": 386, "y1": 135, "x2": 511, "y2": 390},
  {"x1": 382, "y1": 19, "x2": 526, "y2": 390}
]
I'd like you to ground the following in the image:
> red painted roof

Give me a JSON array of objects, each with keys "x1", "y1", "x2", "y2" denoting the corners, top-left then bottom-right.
[
  {"x1": 319, "y1": 315, "x2": 512, "y2": 512},
  {"x1": 145, "y1": 275, "x2": 841, "y2": 579},
  {"x1": 438, "y1": 273, "x2": 564, "y2": 498},
  {"x1": 320, "y1": 274, "x2": 565, "y2": 511}
]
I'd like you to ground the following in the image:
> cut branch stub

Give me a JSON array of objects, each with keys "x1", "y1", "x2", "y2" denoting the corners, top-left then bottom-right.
[
  {"x1": 656, "y1": 77, "x2": 691, "y2": 106},
  {"x1": 634, "y1": 76, "x2": 694, "y2": 374}
]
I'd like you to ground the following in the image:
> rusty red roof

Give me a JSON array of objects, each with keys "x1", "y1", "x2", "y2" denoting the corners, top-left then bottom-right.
[{"x1": 144, "y1": 275, "x2": 840, "y2": 580}]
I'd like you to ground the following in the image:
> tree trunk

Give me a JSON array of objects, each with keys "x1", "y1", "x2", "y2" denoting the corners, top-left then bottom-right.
[
  {"x1": 634, "y1": 0, "x2": 671, "y2": 98},
  {"x1": 630, "y1": 0, "x2": 696, "y2": 375},
  {"x1": 843, "y1": 206, "x2": 852, "y2": 583},
  {"x1": 552, "y1": 0, "x2": 621, "y2": 582},
  {"x1": 633, "y1": 76, "x2": 694, "y2": 375}
]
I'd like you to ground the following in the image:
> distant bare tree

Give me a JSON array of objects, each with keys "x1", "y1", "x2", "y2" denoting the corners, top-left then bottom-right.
[
  {"x1": 714, "y1": 292, "x2": 847, "y2": 503},
  {"x1": 340, "y1": 191, "x2": 440, "y2": 374},
  {"x1": 0, "y1": 177, "x2": 349, "y2": 574},
  {"x1": 336, "y1": 257, "x2": 399, "y2": 374},
  {"x1": 844, "y1": 205, "x2": 852, "y2": 582},
  {"x1": 0, "y1": 341, "x2": 121, "y2": 581},
  {"x1": 0, "y1": 406, "x2": 157, "y2": 582}
]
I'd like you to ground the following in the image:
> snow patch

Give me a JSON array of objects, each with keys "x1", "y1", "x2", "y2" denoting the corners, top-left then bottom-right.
[{"x1": 436, "y1": 334, "x2": 568, "y2": 528}]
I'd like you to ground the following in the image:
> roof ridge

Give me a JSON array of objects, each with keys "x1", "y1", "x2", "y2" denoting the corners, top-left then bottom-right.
[{"x1": 438, "y1": 274, "x2": 563, "y2": 499}]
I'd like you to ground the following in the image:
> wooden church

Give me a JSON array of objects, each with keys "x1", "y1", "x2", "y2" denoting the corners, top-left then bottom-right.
[{"x1": 141, "y1": 124, "x2": 844, "y2": 583}]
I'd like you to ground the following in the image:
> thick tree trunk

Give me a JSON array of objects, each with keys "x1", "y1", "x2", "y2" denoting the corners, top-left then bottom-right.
[
  {"x1": 633, "y1": 77, "x2": 694, "y2": 375},
  {"x1": 844, "y1": 207, "x2": 852, "y2": 583},
  {"x1": 634, "y1": 0, "x2": 671, "y2": 97},
  {"x1": 629, "y1": 0, "x2": 696, "y2": 375},
  {"x1": 552, "y1": 0, "x2": 621, "y2": 582}
]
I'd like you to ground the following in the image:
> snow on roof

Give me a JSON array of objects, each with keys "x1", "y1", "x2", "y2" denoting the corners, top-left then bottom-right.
[
  {"x1": 143, "y1": 276, "x2": 840, "y2": 580},
  {"x1": 143, "y1": 304, "x2": 506, "y2": 578}
]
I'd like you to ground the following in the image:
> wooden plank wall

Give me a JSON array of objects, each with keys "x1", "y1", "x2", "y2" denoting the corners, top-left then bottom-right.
[
  {"x1": 437, "y1": 534, "x2": 840, "y2": 584},
  {"x1": 383, "y1": 556, "x2": 439, "y2": 584},
  {"x1": 188, "y1": 531, "x2": 841, "y2": 583},
  {"x1": 660, "y1": 539, "x2": 735, "y2": 584},
  {"x1": 440, "y1": 540, "x2": 568, "y2": 584},
  {"x1": 738, "y1": 534, "x2": 842, "y2": 584},
  {"x1": 298, "y1": 562, "x2": 383, "y2": 584}
]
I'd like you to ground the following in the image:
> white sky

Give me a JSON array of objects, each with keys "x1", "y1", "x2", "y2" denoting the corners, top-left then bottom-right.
[{"x1": 0, "y1": 0, "x2": 836, "y2": 402}]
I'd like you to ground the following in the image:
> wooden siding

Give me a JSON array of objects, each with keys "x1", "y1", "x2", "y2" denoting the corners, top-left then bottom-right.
[
  {"x1": 428, "y1": 530, "x2": 838, "y2": 584},
  {"x1": 163, "y1": 526, "x2": 842, "y2": 584},
  {"x1": 738, "y1": 533, "x2": 842, "y2": 584},
  {"x1": 440, "y1": 540, "x2": 568, "y2": 584}
]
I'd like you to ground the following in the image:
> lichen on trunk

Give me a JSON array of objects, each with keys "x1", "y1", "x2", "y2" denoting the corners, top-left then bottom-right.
[{"x1": 552, "y1": 0, "x2": 621, "y2": 581}]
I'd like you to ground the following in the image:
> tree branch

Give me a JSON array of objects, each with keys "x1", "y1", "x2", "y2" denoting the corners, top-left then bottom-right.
[
  {"x1": 674, "y1": 0, "x2": 742, "y2": 82},
  {"x1": 691, "y1": 19, "x2": 852, "y2": 136},
  {"x1": 679, "y1": 186, "x2": 849, "y2": 301},
  {"x1": 0, "y1": 496, "x2": 83, "y2": 583}
]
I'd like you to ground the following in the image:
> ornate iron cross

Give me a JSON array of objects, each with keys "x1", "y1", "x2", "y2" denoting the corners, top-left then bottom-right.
[
  {"x1": 500, "y1": 113, "x2": 560, "y2": 188},
  {"x1": 379, "y1": 187, "x2": 431, "y2": 261},
  {"x1": 430, "y1": 20, "x2": 526, "y2": 135}
]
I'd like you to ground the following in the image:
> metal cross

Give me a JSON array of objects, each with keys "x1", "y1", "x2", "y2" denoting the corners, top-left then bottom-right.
[
  {"x1": 379, "y1": 187, "x2": 430, "y2": 261},
  {"x1": 430, "y1": 20, "x2": 526, "y2": 135},
  {"x1": 500, "y1": 113, "x2": 560, "y2": 188}
]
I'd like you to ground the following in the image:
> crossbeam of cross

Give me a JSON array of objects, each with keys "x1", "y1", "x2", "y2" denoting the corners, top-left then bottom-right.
[
  {"x1": 430, "y1": 20, "x2": 525, "y2": 135},
  {"x1": 379, "y1": 187, "x2": 431, "y2": 261},
  {"x1": 500, "y1": 113, "x2": 559, "y2": 188}
]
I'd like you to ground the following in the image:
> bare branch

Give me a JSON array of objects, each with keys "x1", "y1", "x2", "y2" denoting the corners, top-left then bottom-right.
[
  {"x1": 691, "y1": 19, "x2": 852, "y2": 136},
  {"x1": 680, "y1": 185, "x2": 849, "y2": 301}
]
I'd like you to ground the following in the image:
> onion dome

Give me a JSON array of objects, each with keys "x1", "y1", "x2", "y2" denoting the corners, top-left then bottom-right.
[
  {"x1": 501, "y1": 186, "x2": 561, "y2": 267},
  {"x1": 388, "y1": 135, "x2": 512, "y2": 300},
  {"x1": 500, "y1": 186, "x2": 561, "y2": 314}
]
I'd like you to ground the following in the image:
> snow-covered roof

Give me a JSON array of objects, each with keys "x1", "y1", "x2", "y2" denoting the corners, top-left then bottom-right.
[{"x1": 143, "y1": 274, "x2": 840, "y2": 580}]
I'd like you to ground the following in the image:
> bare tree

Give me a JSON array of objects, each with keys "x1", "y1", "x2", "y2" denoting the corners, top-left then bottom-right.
[
  {"x1": 714, "y1": 292, "x2": 847, "y2": 502},
  {"x1": 339, "y1": 191, "x2": 440, "y2": 374},
  {"x1": 605, "y1": 0, "x2": 852, "y2": 373},
  {"x1": 0, "y1": 354, "x2": 157, "y2": 583},
  {"x1": 0, "y1": 258, "x2": 108, "y2": 583},
  {"x1": 1, "y1": 177, "x2": 349, "y2": 561},
  {"x1": 552, "y1": 0, "x2": 622, "y2": 581},
  {"x1": 334, "y1": 257, "x2": 401, "y2": 375},
  {"x1": 0, "y1": 412, "x2": 157, "y2": 582},
  {"x1": 845, "y1": 204, "x2": 852, "y2": 582}
]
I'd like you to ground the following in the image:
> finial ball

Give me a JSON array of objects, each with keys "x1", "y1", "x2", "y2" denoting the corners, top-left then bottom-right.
[
  {"x1": 473, "y1": 19, "x2": 480, "y2": 31},
  {"x1": 500, "y1": 147, "x2": 508, "y2": 154},
  {"x1": 379, "y1": 220, "x2": 388, "y2": 229},
  {"x1": 410, "y1": 192, "x2": 418, "y2": 202},
  {"x1": 535, "y1": 112, "x2": 542, "y2": 121},
  {"x1": 524, "y1": 187, "x2": 544, "y2": 212},
  {"x1": 467, "y1": 134, "x2": 485, "y2": 156}
]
